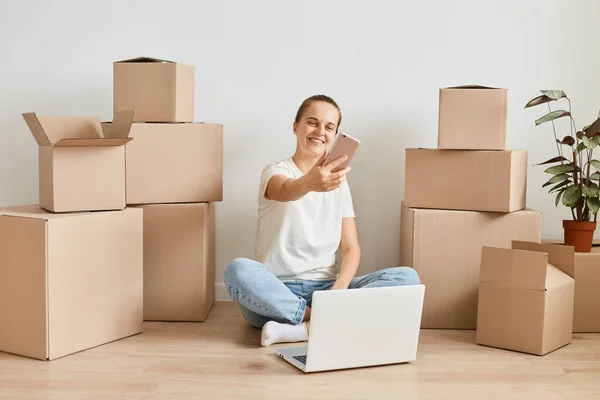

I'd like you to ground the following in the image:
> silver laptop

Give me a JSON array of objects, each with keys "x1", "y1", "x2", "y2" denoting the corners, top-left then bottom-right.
[{"x1": 276, "y1": 284, "x2": 425, "y2": 373}]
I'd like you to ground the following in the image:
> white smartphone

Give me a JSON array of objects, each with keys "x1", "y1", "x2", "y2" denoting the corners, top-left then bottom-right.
[{"x1": 323, "y1": 132, "x2": 361, "y2": 173}]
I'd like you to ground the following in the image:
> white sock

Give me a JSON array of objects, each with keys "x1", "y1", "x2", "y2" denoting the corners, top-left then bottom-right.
[{"x1": 261, "y1": 321, "x2": 309, "y2": 347}]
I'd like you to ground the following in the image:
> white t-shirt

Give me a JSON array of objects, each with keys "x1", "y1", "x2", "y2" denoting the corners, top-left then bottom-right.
[{"x1": 254, "y1": 157, "x2": 355, "y2": 281}]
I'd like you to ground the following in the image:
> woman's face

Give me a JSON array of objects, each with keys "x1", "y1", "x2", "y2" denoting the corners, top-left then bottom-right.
[{"x1": 293, "y1": 101, "x2": 340, "y2": 158}]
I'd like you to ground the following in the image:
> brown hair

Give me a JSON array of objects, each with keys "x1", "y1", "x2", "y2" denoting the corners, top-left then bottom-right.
[{"x1": 294, "y1": 94, "x2": 342, "y2": 129}]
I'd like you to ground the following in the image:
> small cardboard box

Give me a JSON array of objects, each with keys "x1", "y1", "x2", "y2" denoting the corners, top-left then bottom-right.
[
  {"x1": 0, "y1": 206, "x2": 143, "y2": 361},
  {"x1": 542, "y1": 240, "x2": 600, "y2": 333},
  {"x1": 400, "y1": 203, "x2": 541, "y2": 329},
  {"x1": 404, "y1": 148, "x2": 527, "y2": 212},
  {"x1": 22, "y1": 110, "x2": 134, "y2": 213},
  {"x1": 476, "y1": 241, "x2": 575, "y2": 356},
  {"x1": 125, "y1": 122, "x2": 223, "y2": 204},
  {"x1": 133, "y1": 203, "x2": 215, "y2": 321},
  {"x1": 438, "y1": 85, "x2": 507, "y2": 150},
  {"x1": 114, "y1": 57, "x2": 195, "y2": 122}
]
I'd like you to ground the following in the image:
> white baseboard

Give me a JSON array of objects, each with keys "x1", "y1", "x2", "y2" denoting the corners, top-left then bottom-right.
[{"x1": 215, "y1": 282, "x2": 231, "y2": 301}]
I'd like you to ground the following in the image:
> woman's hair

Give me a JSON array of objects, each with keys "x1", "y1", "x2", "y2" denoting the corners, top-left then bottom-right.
[{"x1": 294, "y1": 94, "x2": 342, "y2": 128}]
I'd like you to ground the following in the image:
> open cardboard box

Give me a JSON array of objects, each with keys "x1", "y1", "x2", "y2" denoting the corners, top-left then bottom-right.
[
  {"x1": 22, "y1": 110, "x2": 134, "y2": 213},
  {"x1": 476, "y1": 240, "x2": 575, "y2": 356},
  {"x1": 438, "y1": 85, "x2": 507, "y2": 150},
  {"x1": 542, "y1": 239, "x2": 600, "y2": 333}
]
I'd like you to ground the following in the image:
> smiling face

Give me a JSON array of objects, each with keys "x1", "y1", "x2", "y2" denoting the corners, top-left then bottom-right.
[{"x1": 293, "y1": 101, "x2": 341, "y2": 159}]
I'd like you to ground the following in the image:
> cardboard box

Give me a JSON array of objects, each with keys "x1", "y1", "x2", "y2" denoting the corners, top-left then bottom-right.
[
  {"x1": 133, "y1": 203, "x2": 215, "y2": 321},
  {"x1": 438, "y1": 85, "x2": 507, "y2": 150},
  {"x1": 22, "y1": 110, "x2": 134, "y2": 213},
  {"x1": 125, "y1": 122, "x2": 223, "y2": 204},
  {"x1": 542, "y1": 240, "x2": 600, "y2": 333},
  {"x1": 404, "y1": 148, "x2": 527, "y2": 212},
  {"x1": 114, "y1": 57, "x2": 194, "y2": 122},
  {"x1": 400, "y1": 203, "x2": 541, "y2": 329},
  {"x1": 0, "y1": 206, "x2": 143, "y2": 361},
  {"x1": 476, "y1": 241, "x2": 575, "y2": 356}
]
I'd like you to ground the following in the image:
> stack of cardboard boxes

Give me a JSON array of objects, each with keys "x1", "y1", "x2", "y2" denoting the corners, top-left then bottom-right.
[
  {"x1": 114, "y1": 57, "x2": 222, "y2": 323},
  {"x1": 401, "y1": 85, "x2": 543, "y2": 331},
  {"x1": 400, "y1": 85, "x2": 596, "y2": 355},
  {"x1": 0, "y1": 111, "x2": 144, "y2": 361},
  {"x1": 0, "y1": 56, "x2": 222, "y2": 361}
]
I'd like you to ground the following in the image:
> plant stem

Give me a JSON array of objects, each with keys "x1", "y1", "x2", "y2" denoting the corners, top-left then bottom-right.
[{"x1": 548, "y1": 103, "x2": 563, "y2": 159}]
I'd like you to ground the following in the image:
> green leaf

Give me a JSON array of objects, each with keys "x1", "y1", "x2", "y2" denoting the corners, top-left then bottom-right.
[
  {"x1": 591, "y1": 172, "x2": 600, "y2": 180},
  {"x1": 541, "y1": 90, "x2": 567, "y2": 100},
  {"x1": 581, "y1": 182, "x2": 600, "y2": 197},
  {"x1": 547, "y1": 173, "x2": 570, "y2": 184},
  {"x1": 563, "y1": 185, "x2": 582, "y2": 207},
  {"x1": 590, "y1": 160, "x2": 600, "y2": 171},
  {"x1": 535, "y1": 110, "x2": 571, "y2": 126},
  {"x1": 555, "y1": 189, "x2": 564, "y2": 206},
  {"x1": 525, "y1": 95, "x2": 554, "y2": 108},
  {"x1": 544, "y1": 163, "x2": 574, "y2": 174},
  {"x1": 587, "y1": 197, "x2": 600, "y2": 215},
  {"x1": 583, "y1": 135, "x2": 599, "y2": 149},
  {"x1": 578, "y1": 142, "x2": 587, "y2": 153},
  {"x1": 582, "y1": 183, "x2": 600, "y2": 197},
  {"x1": 548, "y1": 180, "x2": 570, "y2": 193}
]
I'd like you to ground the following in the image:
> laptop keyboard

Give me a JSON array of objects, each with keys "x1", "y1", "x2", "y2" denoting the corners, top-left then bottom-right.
[{"x1": 293, "y1": 355, "x2": 307, "y2": 364}]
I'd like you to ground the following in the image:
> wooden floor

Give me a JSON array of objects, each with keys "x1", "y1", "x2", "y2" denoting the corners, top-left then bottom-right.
[{"x1": 1, "y1": 302, "x2": 599, "y2": 400}]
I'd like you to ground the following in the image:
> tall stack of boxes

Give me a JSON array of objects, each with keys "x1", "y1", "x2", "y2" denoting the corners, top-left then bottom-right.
[
  {"x1": 0, "y1": 56, "x2": 222, "y2": 361},
  {"x1": 400, "y1": 84, "x2": 579, "y2": 355},
  {"x1": 114, "y1": 57, "x2": 222, "y2": 322},
  {"x1": 0, "y1": 111, "x2": 144, "y2": 361},
  {"x1": 401, "y1": 85, "x2": 543, "y2": 330}
]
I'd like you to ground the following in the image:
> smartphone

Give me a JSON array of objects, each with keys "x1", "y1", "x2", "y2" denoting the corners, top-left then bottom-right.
[{"x1": 323, "y1": 132, "x2": 361, "y2": 173}]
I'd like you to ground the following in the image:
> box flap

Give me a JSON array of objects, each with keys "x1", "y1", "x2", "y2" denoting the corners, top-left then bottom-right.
[
  {"x1": 100, "y1": 110, "x2": 134, "y2": 139},
  {"x1": 545, "y1": 263, "x2": 575, "y2": 289},
  {"x1": 481, "y1": 246, "x2": 548, "y2": 290},
  {"x1": 22, "y1": 113, "x2": 103, "y2": 146},
  {"x1": 512, "y1": 241, "x2": 575, "y2": 278},
  {"x1": 53, "y1": 138, "x2": 132, "y2": 147},
  {"x1": 114, "y1": 56, "x2": 174, "y2": 63},
  {"x1": 22, "y1": 112, "x2": 51, "y2": 146}
]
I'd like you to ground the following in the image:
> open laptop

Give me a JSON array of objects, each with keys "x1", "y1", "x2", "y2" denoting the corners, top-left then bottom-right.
[{"x1": 276, "y1": 284, "x2": 425, "y2": 373}]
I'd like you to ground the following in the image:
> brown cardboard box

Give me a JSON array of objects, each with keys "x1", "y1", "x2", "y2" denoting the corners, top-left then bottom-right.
[
  {"x1": 438, "y1": 85, "x2": 507, "y2": 150},
  {"x1": 133, "y1": 203, "x2": 215, "y2": 321},
  {"x1": 22, "y1": 110, "x2": 134, "y2": 213},
  {"x1": 542, "y1": 240, "x2": 600, "y2": 333},
  {"x1": 125, "y1": 123, "x2": 223, "y2": 204},
  {"x1": 400, "y1": 203, "x2": 541, "y2": 329},
  {"x1": 114, "y1": 57, "x2": 194, "y2": 122},
  {"x1": 0, "y1": 206, "x2": 143, "y2": 361},
  {"x1": 476, "y1": 241, "x2": 575, "y2": 356},
  {"x1": 404, "y1": 148, "x2": 527, "y2": 212},
  {"x1": 572, "y1": 247, "x2": 600, "y2": 332}
]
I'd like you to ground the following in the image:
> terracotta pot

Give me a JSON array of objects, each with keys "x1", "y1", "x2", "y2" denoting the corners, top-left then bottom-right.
[{"x1": 563, "y1": 220, "x2": 597, "y2": 252}]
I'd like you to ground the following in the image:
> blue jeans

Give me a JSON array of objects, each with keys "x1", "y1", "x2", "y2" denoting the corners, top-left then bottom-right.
[{"x1": 224, "y1": 257, "x2": 421, "y2": 328}]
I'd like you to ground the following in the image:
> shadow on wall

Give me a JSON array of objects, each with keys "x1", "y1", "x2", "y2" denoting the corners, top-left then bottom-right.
[{"x1": 0, "y1": 88, "x2": 114, "y2": 208}]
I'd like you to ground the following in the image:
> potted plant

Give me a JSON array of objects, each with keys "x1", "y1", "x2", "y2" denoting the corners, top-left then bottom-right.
[{"x1": 525, "y1": 90, "x2": 600, "y2": 252}]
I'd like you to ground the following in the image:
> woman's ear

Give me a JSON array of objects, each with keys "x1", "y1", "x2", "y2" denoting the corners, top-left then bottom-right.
[{"x1": 292, "y1": 121, "x2": 298, "y2": 135}]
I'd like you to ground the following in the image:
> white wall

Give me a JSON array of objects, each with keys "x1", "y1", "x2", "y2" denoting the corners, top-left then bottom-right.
[{"x1": 1, "y1": 0, "x2": 598, "y2": 300}]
